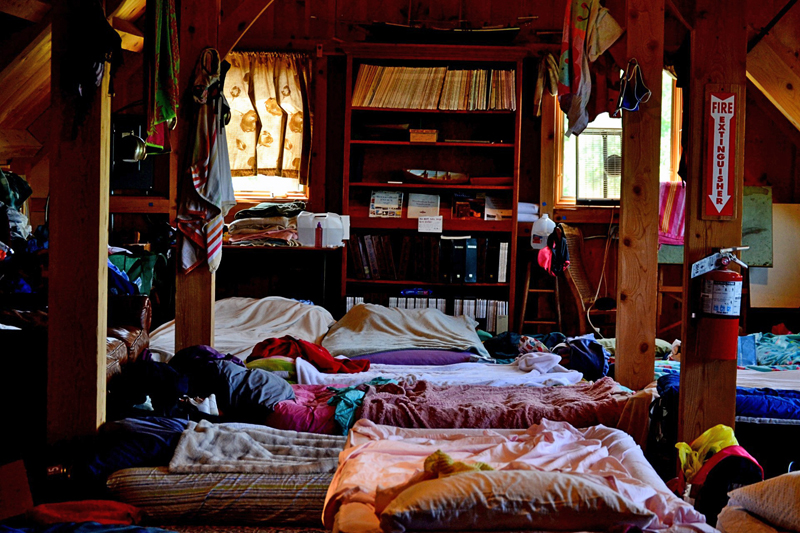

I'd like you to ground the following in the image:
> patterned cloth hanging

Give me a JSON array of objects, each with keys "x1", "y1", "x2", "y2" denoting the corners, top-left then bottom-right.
[
  {"x1": 176, "y1": 48, "x2": 236, "y2": 273},
  {"x1": 146, "y1": 0, "x2": 179, "y2": 138}
]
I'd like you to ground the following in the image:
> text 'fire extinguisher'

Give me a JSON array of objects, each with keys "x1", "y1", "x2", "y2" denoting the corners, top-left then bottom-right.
[{"x1": 691, "y1": 247, "x2": 749, "y2": 361}]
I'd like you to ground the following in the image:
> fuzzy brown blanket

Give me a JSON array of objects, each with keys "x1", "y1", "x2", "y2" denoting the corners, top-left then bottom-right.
[{"x1": 359, "y1": 377, "x2": 631, "y2": 429}]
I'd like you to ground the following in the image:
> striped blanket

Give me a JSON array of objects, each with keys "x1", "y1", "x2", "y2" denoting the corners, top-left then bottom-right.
[{"x1": 169, "y1": 420, "x2": 346, "y2": 474}]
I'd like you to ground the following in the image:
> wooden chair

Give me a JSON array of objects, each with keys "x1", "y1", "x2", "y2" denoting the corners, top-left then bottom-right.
[{"x1": 561, "y1": 223, "x2": 616, "y2": 336}]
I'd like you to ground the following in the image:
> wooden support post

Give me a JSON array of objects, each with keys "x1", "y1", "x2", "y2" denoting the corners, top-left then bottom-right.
[
  {"x1": 615, "y1": 0, "x2": 664, "y2": 390},
  {"x1": 679, "y1": 0, "x2": 747, "y2": 443},
  {"x1": 47, "y1": 3, "x2": 111, "y2": 443},
  {"x1": 539, "y1": 93, "x2": 558, "y2": 219},
  {"x1": 171, "y1": 0, "x2": 221, "y2": 351}
]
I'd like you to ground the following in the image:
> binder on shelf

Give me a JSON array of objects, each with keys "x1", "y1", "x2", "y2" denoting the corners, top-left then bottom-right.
[
  {"x1": 363, "y1": 235, "x2": 381, "y2": 279},
  {"x1": 498, "y1": 242, "x2": 509, "y2": 283},
  {"x1": 348, "y1": 240, "x2": 365, "y2": 279},
  {"x1": 451, "y1": 238, "x2": 466, "y2": 283},
  {"x1": 356, "y1": 237, "x2": 371, "y2": 279},
  {"x1": 476, "y1": 237, "x2": 487, "y2": 283},
  {"x1": 486, "y1": 240, "x2": 500, "y2": 283},
  {"x1": 373, "y1": 235, "x2": 389, "y2": 279},
  {"x1": 382, "y1": 235, "x2": 398, "y2": 280},
  {"x1": 464, "y1": 238, "x2": 478, "y2": 283},
  {"x1": 398, "y1": 235, "x2": 412, "y2": 280}
]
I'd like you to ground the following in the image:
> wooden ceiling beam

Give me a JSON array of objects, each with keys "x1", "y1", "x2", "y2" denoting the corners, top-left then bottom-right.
[
  {"x1": 0, "y1": 129, "x2": 42, "y2": 160},
  {"x1": 747, "y1": 32, "x2": 800, "y2": 132},
  {"x1": 107, "y1": 0, "x2": 146, "y2": 21},
  {"x1": 110, "y1": 16, "x2": 144, "y2": 52},
  {"x1": 0, "y1": 0, "x2": 50, "y2": 22}
]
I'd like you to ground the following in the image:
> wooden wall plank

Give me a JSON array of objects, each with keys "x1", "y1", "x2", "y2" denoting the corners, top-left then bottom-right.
[
  {"x1": 47, "y1": 1, "x2": 111, "y2": 444},
  {"x1": 218, "y1": 0, "x2": 275, "y2": 57},
  {"x1": 0, "y1": 129, "x2": 42, "y2": 159},
  {"x1": 679, "y1": 0, "x2": 747, "y2": 443},
  {"x1": 171, "y1": 0, "x2": 221, "y2": 350},
  {"x1": 615, "y1": 0, "x2": 664, "y2": 390}
]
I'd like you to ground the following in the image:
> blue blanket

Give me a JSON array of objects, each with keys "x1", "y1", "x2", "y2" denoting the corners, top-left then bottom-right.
[{"x1": 658, "y1": 373, "x2": 800, "y2": 421}]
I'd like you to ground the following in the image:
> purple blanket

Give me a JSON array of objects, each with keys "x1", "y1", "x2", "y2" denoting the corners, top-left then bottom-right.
[{"x1": 359, "y1": 377, "x2": 629, "y2": 429}]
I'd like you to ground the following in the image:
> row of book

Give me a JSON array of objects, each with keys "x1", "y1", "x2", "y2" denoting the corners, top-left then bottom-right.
[
  {"x1": 348, "y1": 234, "x2": 510, "y2": 284},
  {"x1": 344, "y1": 296, "x2": 509, "y2": 333},
  {"x1": 351, "y1": 65, "x2": 517, "y2": 111}
]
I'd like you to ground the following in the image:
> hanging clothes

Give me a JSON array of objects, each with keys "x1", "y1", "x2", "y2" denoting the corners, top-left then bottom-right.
[
  {"x1": 145, "y1": 0, "x2": 179, "y2": 139},
  {"x1": 658, "y1": 180, "x2": 686, "y2": 246},
  {"x1": 176, "y1": 48, "x2": 236, "y2": 273},
  {"x1": 558, "y1": 0, "x2": 623, "y2": 136}
]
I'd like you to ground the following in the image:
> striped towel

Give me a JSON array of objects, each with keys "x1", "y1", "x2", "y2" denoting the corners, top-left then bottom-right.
[
  {"x1": 176, "y1": 48, "x2": 235, "y2": 273},
  {"x1": 659, "y1": 180, "x2": 685, "y2": 246}
]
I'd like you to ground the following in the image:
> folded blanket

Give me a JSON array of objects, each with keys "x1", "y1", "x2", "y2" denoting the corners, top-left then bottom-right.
[
  {"x1": 169, "y1": 420, "x2": 346, "y2": 474},
  {"x1": 322, "y1": 304, "x2": 490, "y2": 359},
  {"x1": 359, "y1": 377, "x2": 629, "y2": 429}
]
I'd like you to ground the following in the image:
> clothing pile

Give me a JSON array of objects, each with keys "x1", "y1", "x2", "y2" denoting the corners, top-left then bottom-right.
[{"x1": 226, "y1": 201, "x2": 306, "y2": 246}]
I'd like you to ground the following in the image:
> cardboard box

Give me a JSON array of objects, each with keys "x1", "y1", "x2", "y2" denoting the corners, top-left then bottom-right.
[{"x1": 409, "y1": 129, "x2": 438, "y2": 143}]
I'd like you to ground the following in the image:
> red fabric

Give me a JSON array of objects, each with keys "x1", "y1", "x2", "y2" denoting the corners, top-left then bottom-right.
[
  {"x1": 689, "y1": 445, "x2": 762, "y2": 487},
  {"x1": 27, "y1": 500, "x2": 143, "y2": 525},
  {"x1": 773, "y1": 323, "x2": 794, "y2": 335},
  {"x1": 248, "y1": 335, "x2": 370, "y2": 374}
]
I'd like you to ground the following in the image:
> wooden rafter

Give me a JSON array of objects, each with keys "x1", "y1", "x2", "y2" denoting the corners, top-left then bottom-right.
[
  {"x1": 0, "y1": 23, "x2": 51, "y2": 129},
  {"x1": 111, "y1": 16, "x2": 144, "y2": 52},
  {"x1": 0, "y1": 0, "x2": 50, "y2": 22},
  {"x1": 747, "y1": 32, "x2": 800, "y2": 132}
]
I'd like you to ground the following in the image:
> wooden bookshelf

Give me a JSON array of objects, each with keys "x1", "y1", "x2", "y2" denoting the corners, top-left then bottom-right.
[{"x1": 341, "y1": 45, "x2": 523, "y2": 327}]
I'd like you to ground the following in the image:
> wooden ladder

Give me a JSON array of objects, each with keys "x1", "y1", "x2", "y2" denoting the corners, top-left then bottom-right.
[{"x1": 518, "y1": 259, "x2": 562, "y2": 333}]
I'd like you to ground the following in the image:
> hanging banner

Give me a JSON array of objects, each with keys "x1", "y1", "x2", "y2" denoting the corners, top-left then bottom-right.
[{"x1": 703, "y1": 89, "x2": 737, "y2": 219}]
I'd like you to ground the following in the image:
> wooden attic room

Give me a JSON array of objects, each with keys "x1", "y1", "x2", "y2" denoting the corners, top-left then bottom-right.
[{"x1": 2, "y1": 0, "x2": 800, "y2": 531}]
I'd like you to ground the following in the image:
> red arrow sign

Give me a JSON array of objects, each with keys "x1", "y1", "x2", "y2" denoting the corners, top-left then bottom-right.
[{"x1": 703, "y1": 91, "x2": 736, "y2": 218}]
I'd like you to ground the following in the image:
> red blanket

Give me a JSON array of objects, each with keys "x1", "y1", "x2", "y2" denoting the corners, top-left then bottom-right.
[
  {"x1": 248, "y1": 335, "x2": 369, "y2": 374},
  {"x1": 27, "y1": 500, "x2": 143, "y2": 525},
  {"x1": 360, "y1": 377, "x2": 629, "y2": 429}
]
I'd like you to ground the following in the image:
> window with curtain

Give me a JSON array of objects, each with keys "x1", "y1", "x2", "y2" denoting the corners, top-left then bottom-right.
[
  {"x1": 558, "y1": 71, "x2": 682, "y2": 205},
  {"x1": 224, "y1": 52, "x2": 312, "y2": 201}
]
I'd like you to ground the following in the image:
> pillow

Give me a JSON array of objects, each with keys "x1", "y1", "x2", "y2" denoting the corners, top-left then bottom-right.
[
  {"x1": 247, "y1": 356, "x2": 297, "y2": 383},
  {"x1": 726, "y1": 471, "x2": 800, "y2": 531},
  {"x1": 348, "y1": 350, "x2": 473, "y2": 366},
  {"x1": 596, "y1": 338, "x2": 674, "y2": 358},
  {"x1": 379, "y1": 470, "x2": 655, "y2": 533}
]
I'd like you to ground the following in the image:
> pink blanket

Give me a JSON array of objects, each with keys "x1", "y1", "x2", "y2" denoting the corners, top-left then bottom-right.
[
  {"x1": 360, "y1": 377, "x2": 629, "y2": 429},
  {"x1": 266, "y1": 384, "x2": 342, "y2": 434},
  {"x1": 323, "y1": 420, "x2": 715, "y2": 533}
]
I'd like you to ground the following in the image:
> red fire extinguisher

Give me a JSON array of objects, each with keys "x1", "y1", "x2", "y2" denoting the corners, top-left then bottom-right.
[{"x1": 692, "y1": 248, "x2": 748, "y2": 360}]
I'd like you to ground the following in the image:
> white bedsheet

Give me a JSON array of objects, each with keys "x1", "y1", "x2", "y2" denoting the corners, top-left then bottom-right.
[
  {"x1": 149, "y1": 296, "x2": 335, "y2": 361},
  {"x1": 736, "y1": 369, "x2": 800, "y2": 391},
  {"x1": 324, "y1": 420, "x2": 716, "y2": 533},
  {"x1": 295, "y1": 357, "x2": 583, "y2": 388}
]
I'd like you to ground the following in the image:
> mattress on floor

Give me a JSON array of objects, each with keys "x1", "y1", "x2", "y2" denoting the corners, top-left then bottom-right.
[{"x1": 107, "y1": 467, "x2": 332, "y2": 525}]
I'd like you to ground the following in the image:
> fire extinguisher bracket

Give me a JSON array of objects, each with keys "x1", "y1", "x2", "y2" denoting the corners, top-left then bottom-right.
[{"x1": 690, "y1": 247, "x2": 750, "y2": 279}]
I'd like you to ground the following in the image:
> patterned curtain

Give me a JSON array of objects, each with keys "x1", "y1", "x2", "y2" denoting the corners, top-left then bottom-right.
[{"x1": 224, "y1": 52, "x2": 312, "y2": 184}]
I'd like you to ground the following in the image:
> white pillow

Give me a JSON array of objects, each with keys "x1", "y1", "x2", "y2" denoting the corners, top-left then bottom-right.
[
  {"x1": 727, "y1": 471, "x2": 800, "y2": 531},
  {"x1": 380, "y1": 470, "x2": 656, "y2": 532}
]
